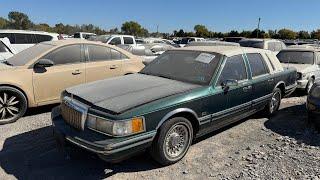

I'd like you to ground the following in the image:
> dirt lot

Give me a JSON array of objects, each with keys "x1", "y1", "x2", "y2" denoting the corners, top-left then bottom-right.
[{"x1": 0, "y1": 95, "x2": 319, "y2": 180}]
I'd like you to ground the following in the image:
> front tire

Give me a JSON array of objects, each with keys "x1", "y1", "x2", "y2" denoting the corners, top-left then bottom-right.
[
  {"x1": 0, "y1": 86, "x2": 27, "y2": 124},
  {"x1": 149, "y1": 117, "x2": 193, "y2": 166},
  {"x1": 264, "y1": 88, "x2": 282, "y2": 116},
  {"x1": 306, "y1": 78, "x2": 315, "y2": 94}
]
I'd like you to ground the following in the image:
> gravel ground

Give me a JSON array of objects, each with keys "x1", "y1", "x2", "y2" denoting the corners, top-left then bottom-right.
[{"x1": 0, "y1": 95, "x2": 320, "y2": 180}]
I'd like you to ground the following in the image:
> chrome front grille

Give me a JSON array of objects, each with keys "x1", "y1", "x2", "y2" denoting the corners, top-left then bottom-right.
[{"x1": 61, "y1": 96, "x2": 88, "y2": 130}]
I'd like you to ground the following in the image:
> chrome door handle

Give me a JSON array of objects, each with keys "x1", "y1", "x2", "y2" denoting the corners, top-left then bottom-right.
[
  {"x1": 109, "y1": 65, "x2": 119, "y2": 69},
  {"x1": 72, "y1": 70, "x2": 82, "y2": 75},
  {"x1": 243, "y1": 85, "x2": 252, "y2": 92}
]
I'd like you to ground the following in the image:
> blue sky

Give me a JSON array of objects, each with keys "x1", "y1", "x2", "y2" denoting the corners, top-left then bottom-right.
[{"x1": 1, "y1": 0, "x2": 320, "y2": 33}]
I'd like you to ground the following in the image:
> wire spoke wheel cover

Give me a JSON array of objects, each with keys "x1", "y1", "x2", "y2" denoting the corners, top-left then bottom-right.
[{"x1": 163, "y1": 122, "x2": 191, "y2": 161}]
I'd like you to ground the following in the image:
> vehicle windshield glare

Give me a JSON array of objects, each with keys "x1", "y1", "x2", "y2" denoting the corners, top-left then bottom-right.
[
  {"x1": 239, "y1": 40, "x2": 264, "y2": 49},
  {"x1": 6, "y1": 43, "x2": 55, "y2": 66},
  {"x1": 277, "y1": 51, "x2": 314, "y2": 64},
  {"x1": 140, "y1": 50, "x2": 222, "y2": 85}
]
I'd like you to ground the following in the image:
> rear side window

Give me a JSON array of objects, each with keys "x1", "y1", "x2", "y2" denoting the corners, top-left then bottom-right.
[
  {"x1": 247, "y1": 53, "x2": 269, "y2": 77},
  {"x1": 88, "y1": 45, "x2": 111, "y2": 61},
  {"x1": 268, "y1": 42, "x2": 283, "y2": 52},
  {"x1": 0, "y1": 33, "x2": 15, "y2": 43},
  {"x1": 123, "y1": 37, "x2": 134, "y2": 44},
  {"x1": 15, "y1": 33, "x2": 36, "y2": 44},
  {"x1": 109, "y1": 37, "x2": 121, "y2": 45},
  {"x1": 36, "y1": 34, "x2": 53, "y2": 43},
  {"x1": 218, "y1": 55, "x2": 247, "y2": 85},
  {"x1": 43, "y1": 45, "x2": 82, "y2": 65}
]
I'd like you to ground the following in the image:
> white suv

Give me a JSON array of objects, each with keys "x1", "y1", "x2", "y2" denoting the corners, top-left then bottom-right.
[
  {"x1": 0, "y1": 30, "x2": 59, "y2": 52},
  {"x1": 73, "y1": 32, "x2": 97, "y2": 39}
]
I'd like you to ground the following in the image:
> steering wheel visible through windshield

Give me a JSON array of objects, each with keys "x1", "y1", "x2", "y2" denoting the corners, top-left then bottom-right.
[{"x1": 140, "y1": 50, "x2": 222, "y2": 85}]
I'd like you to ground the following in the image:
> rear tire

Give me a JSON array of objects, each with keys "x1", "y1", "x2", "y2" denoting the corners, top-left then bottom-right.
[
  {"x1": 149, "y1": 117, "x2": 193, "y2": 166},
  {"x1": 0, "y1": 86, "x2": 27, "y2": 125},
  {"x1": 306, "y1": 78, "x2": 315, "y2": 94},
  {"x1": 264, "y1": 88, "x2": 282, "y2": 116}
]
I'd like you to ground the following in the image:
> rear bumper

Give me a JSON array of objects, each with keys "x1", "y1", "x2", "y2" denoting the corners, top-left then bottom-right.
[{"x1": 51, "y1": 106, "x2": 156, "y2": 162}]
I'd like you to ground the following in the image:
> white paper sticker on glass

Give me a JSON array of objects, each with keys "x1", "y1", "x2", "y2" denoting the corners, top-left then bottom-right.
[{"x1": 195, "y1": 53, "x2": 215, "y2": 64}]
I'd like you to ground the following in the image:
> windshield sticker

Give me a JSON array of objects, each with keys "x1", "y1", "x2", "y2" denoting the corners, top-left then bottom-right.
[{"x1": 195, "y1": 53, "x2": 215, "y2": 64}]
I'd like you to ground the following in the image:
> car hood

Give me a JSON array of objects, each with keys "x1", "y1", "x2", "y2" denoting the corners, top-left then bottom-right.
[
  {"x1": 66, "y1": 74, "x2": 201, "y2": 114},
  {"x1": 0, "y1": 63, "x2": 14, "y2": 70},
  {"x1": 281, "y1": 63, "x2": 313, "y2": 73}
]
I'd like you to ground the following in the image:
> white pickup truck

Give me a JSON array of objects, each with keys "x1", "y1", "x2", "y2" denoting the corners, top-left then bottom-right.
[{"x1": 92, "y1": 35, "x2": 137, "y2": 46}]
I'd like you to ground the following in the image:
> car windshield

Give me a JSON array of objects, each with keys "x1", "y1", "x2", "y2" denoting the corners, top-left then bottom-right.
[
  {"x1": 239, "y1": 40, "x2": 264, "y2": 49},
  {"x1": 277, "y1": 51, "x2": 314, "y2": 64},
  {"x1": 140, "y1": 50, "x2": 222, "y2": 85},
  {"x1": 5, "y1": 43, "x2": 55, "y2": 66}
]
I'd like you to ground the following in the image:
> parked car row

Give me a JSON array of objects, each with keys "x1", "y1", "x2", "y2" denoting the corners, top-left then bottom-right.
[{"x1": 1, "y1": 29, "x2": 320, "y2": 166}]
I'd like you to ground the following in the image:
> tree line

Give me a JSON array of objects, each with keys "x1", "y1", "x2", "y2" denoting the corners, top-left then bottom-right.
[{"x1": 0, "y1": 11, "x2": 320, "y2": 40}]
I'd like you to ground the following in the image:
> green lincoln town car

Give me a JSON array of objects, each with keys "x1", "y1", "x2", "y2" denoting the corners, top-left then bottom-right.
[{"x1": 52, "y1": 46, "x2": 297, "y2": 165}]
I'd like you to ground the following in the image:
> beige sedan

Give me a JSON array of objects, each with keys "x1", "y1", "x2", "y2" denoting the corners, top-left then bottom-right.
[{"x1": 0, "y1": 39, "x2": 144, "y2": 124}]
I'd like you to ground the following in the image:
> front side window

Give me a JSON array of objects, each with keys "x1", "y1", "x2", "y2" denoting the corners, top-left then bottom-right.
[
  {"x1": 247, "y1": 53, "x2": 269, "y2": 77},
  {"x1": 218, "y1": 55, "x2": 247, "y2": 85},
  {"x1": 43, "y1": 45, "x2": 82, "y2": 65},
  {"x1": 109, "y1": 37, "x2": 121, "y2": 45},
  {"x1": 140, "y1": 50, "x2": 222, "y2": 85},
  {"x1": 277, "y1": 51, "x2": 314, "y2": 65},
  {"x1": 123, "y1": 37, "x2": 134, "y2": 44},
  {"x1": 88, "y1": 45, "x2": 111, "y2": 61}
]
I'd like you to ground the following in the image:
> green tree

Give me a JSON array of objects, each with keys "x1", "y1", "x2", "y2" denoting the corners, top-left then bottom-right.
[
  {"x1": 311, "y1": 30, "x2": 320, "y2": 39},
  {"x1": 239, "y1": 30, "x2": 251, "y2": 38},
  {"x1": 0, "y1": 17, "x2": 8, "y2": 29},
  {"x1": 8, "y1": 11, "x2": 32, "y2": 29},
  {"x1": 121, "y1": 21, "x2": 145, "y2": 36},
  {"x1": 175, "y1": 29, "x2": 185, "y2": 37},
  {"x1": 277, "y1": 28, "x2": 297, "y2": 39},
  {"x1": 33, "y1": 23, "x2": 52, "y2": 32},
  {"x1": 227, "y1": 30, "x2": 240, "y2": 37},
  {"x1": 298, "y1": 31, "x2": 311, "y2": 39},
  {"x1": 194, "y1": 24, "x2": 210, "y2": 37}
]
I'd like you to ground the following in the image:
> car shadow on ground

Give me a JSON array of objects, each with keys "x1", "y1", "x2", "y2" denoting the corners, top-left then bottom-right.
[
  {"x1": 0, "y1": 126, "x2": 160, "y2": 179},
  {"x1": 24, "y1": 104, "x2": 58, "y2": 117},
  {"x1": 264, "y1": 104, "x2": 320, "y2": 147}
]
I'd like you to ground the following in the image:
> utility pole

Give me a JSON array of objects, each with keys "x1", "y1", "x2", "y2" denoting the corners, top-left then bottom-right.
[
  {"x1": 257, "y1": 17, "x2": 261, "y2": 38},
  {"x1": 156, "y1": 25, "x2": 159, "y2": 37}
]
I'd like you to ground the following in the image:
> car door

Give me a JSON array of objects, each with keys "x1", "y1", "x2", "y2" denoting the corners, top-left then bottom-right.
[
  {"x1": 32, "y1": 44, "x2": 86, "y2": 104},
  {"x1": 246, "y1": 53, "x2": 273, "y2": 109},
  {"x1": 85, "y1": 44, "x2": 124, "y2": 82},
  {"x1": 209, "y1": 54, "x2": 253, "y2": 128}
]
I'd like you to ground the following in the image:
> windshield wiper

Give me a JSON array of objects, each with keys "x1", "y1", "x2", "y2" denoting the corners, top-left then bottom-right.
[{"x1": 2, "y1": 61, "x2": 12, "y2": 66}]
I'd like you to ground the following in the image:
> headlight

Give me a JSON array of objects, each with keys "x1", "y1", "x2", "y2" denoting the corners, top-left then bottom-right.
[
  {"x1": 310, "y1": 86, "x2": 320, "y2": 97},
  {"x1": 296, "y1": 72, "x2": 302, "y2": 80},
  {"x1": 86, "y1": 114, "x2": 145, "y2": 136}
]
